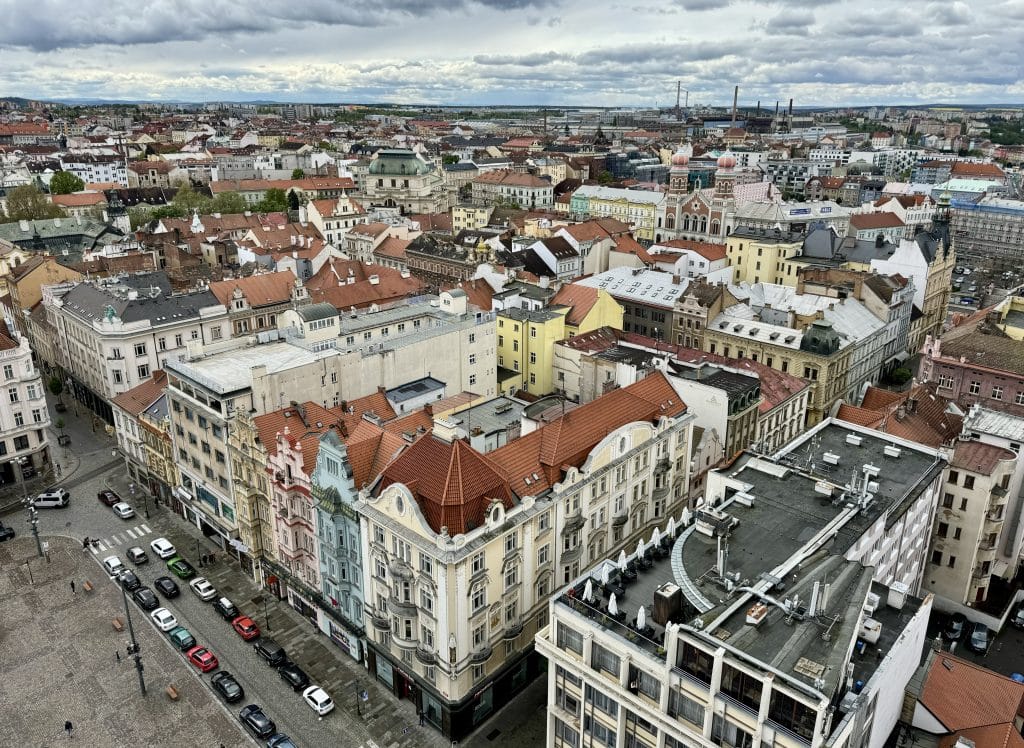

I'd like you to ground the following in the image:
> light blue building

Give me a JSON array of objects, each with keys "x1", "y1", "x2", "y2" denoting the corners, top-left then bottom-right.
[{"x1": 311, "y1": 430, "x2": 366, "y2": 662}]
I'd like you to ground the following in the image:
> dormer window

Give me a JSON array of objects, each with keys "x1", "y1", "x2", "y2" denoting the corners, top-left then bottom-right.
[{"x1": 234, "y1": 299, "x2": 245, "y2": 310}]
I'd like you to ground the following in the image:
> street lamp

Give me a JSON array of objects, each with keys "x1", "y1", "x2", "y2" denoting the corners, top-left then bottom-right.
[
  {"x1": 15, "y1": 461, "x2": 43, "y2": 558},
  {"x1": 119, "y1": 580, "x2": 147, "y2": 697}
]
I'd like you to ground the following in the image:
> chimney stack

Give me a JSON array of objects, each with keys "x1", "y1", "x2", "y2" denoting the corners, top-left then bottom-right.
[{"x1": 731, "y1": 85, "x2": 739, "y2": 128}]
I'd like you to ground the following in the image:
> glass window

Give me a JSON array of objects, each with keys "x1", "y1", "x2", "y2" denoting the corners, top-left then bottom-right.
[
  {"x1": 768, "y1": 689, "x2": 817, "y2": 741},
  {"x1": 677, "y1": 642, "x2": 713, "y2": 684},
  {"x1": 557, "y1": 623, "x2": 583, "y2": 655},
  {"x1": 668, "y1": 689, "x2": 705, "y2": 728},
  {"x1": 591, "y1": 642, "x2": 620, "y2": 676}
]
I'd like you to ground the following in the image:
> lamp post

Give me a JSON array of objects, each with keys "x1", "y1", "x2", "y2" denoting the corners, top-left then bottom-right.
[
  {"x1": 15, "y1": 461, "x2": 43, "y2": 558},
  {"x1": 120, "y1": 580, "x2": 147, "y2": 697}
]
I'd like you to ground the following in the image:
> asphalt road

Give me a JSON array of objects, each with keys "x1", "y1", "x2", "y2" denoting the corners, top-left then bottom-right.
[{"x1": 28, "y1": 461, "x2": 368, "y2": 748}]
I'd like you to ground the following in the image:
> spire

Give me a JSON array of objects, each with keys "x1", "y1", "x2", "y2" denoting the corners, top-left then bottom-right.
[{"x1": 190, "y1": 209, "x2": 204, "y2": 235}]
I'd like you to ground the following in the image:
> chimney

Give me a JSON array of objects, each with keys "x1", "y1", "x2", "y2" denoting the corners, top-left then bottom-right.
[
  {"x1": 731, "y1": 85, "x2": 738, "y2": 128},
  {"x1": 290, "y1": 235, "x2": 297, "y2": 246}
]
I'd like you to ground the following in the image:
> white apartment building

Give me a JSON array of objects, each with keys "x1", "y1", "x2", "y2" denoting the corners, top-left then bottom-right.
[
  {"x1": 359, "y1": 372, "x2": 695, "y2": 741},
  {"x1": 0, "y1": 330, "x2": 52, "y2": 483},
  {"x1": 536, "y1": 418, "x2": 942, "y2": 748},
  {"x1": 47, "y1": 274, "x2": 227, "y2": 421}
]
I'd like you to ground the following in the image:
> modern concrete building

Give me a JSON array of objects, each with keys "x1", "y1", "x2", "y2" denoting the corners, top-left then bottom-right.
[{"x1": 535, "y1": 418, "x2": 942, "y2": 748}]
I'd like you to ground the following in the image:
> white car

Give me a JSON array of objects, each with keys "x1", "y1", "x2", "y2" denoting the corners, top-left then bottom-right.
[
  {"x1": 150, "y1": 537, "x2": 176, "y2": 559},
  {"x1": 302, "y1": 685, "x2": 334, "y2": 716},
  {"x1": 102, "y1": 555, "x2": 125, "y2": 576},
  {"x1": 150, "y1": 607, "x2": 178, "y2": 632},
  {"x1": 189, "y1": 577, "x2": 217, "y2": 601},
  {"x1": 111, "y1": 502, "x2": 135, "y2": 519}
]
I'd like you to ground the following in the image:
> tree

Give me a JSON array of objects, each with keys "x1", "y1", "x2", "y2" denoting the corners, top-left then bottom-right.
[
  {"x1": 48, "y1": 375, "x2": 64, "y2": 404},
  {"x1": 210, "y1": 191, "x2": 247, "y2": 215},
  {"x1": 170, "y1": 184, "x2": 213, "y2": 215},
  {"x1": 291, "y1": 168, "x2": 305, "y2": 180},
  {"x1": 49, "y1": 171, "x2": 85, "y2": 195},
  {"x1": 890, "y1": 367, "x2": 913, "y2": 386},
  {"x1": 287, "y1": 189, "x2": 300, "y2": 212},
  {"x1": 4, "y1": 185, "x2": 66, "y2": 222},
  {"x1": 255, "y1": 188, "x2": 288, "y2": 213},
  {"x1": 597, "y1": 170, "x2": 614, "y2": 185},
  {"x1": 441, "y1": 154, "x2": 459, "y2": 165}
]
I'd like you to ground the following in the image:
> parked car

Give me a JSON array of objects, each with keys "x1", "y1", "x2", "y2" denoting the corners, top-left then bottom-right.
[
  {"x1": 239, "y1": 705, "x2": 276, "y2": 740},
  {"x1": 1012, "y1": 606, "x2": 1024, "y2": 630},
  {"x1": 33, "y1": 488, "x2": 70, "y2": 508},
  {"x1": 126, "y1": 546, "x2": 148, "y2": 565},
  {"x1": 118, "y1": 570, "x2": 141, "y2": 592},
  {"x1": 150, "y1": 607, "x2": 178, "y2": 632},
  {"x1": 211, "y1": 671, "x2": 245, "y2": 703},
  {"x1": 967, "y1": 622, "x2": 990, "y2": 654},
  {"x1": 102, "y1": 556, "x2": 125, "y2": 576},
  {"x1": 213, "y1": 597, "x2": 239, "y2": 621},
  {"x1": 168, "y1": 626, "x2": 196, "y2": 651},
  {"x1": 302, "y1": 685, "x2": 334, "y2": 716},
  {"x1": 189, "y1": 577, "x2": 217, "y2": 601},
  {"x1": 186, "y1": 646, "x2": 219, "y2": 673},
  {"x1": 111, "y1": 502, "x2": 135, "y2": 520},
  {"x1": 167, "y1": 557, "x2": 196, "y2": 579},
  {"x1": 97, "y1": 489, "x2": 120, "y2": 507},
  {"x1": 943, "y1": 613, "x2": 967, "y2": 641},
  {"x1": 277, "y1": 661, "x2": 309, "y2": 692},
  {"x1": 132, "y1": 586, "x2": 159, "y2": 611},
  {"x1": 0, "y1": 523, "x2": 15, "y2": 542},
  {"x1": 232, "y1": 616, "x2": 260, "y2": 641},
  {"x1": 253, "y1": 639, "x2": 287, "y2": 667},
  {"x1": 150, "y1": 537, "x2": 176, "y2": 559},
  {"x1": 154, "y1": 576, "x2": 180, "y2": 599},
  {"x1": 266, "y1": 735, "x2": 297, "y2": 748}
]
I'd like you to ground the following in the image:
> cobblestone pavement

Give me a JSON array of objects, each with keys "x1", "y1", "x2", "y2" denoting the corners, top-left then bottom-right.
[{"x1": 0, "y1": 535, "x2": 249, "y2": 747}]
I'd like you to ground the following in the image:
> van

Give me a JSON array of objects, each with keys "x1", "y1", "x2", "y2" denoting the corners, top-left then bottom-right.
[
  {"x1": 33, "y1": 488, "x2": 70, "y2": 508},
  {"x1": 253, "y1": 638, "x2": 287, "y2": 667}
]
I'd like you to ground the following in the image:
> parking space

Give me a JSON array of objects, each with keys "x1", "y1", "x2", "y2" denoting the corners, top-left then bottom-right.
[{"x1": 927, "y1": 609, "x2": 1024, "y2": 678}]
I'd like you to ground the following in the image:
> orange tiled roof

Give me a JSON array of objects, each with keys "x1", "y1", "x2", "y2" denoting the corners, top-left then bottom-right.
[
  {"x1": 850, "y1": 212, "x2": 905, "y2": 230},
  {"x1": 549, "y1": 284, "x2": 599, "y2": 326},
  {"x1": 921, "y1": 653, "x2": 1024, "y2": 733},
  {"x1": 950, "y1": 440, "x2": 1016, "y2": 474},
  {"x1": 50, "y1": 192, "x2": 107, "y2": 207},
  {"x1": 111, "y1": 371, "x2": 167, "y2": 417},
  {"x1": 208, "y1": 270, "x2": 296, "y2": 308},
  {"x1": 654, "y1": 238, "x2": 727, "y2": 262}
]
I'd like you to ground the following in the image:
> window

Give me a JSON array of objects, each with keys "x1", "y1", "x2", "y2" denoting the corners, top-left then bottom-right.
[
  {"x1": 931, "y1": 550, "x2": 943, "y2": 565},
  {"x1": 374, "y1": 558, "x2": 387, "y2": 579},
  {"x1": 585, "y1": 684, "x2": 619, "y2": 717},
  {"x1": 538, "y1": 511, "x2": 550, "y2": 532},
  {"x1": 469, "y1": 374, "x2": 477, "y2": 386},
  {"x1": 942, "y1": 492, "x2": 954, "y2": 508},
  {"x1": 960, "y1": 497, "x2": 968, "y2": 511},
  {"x1": 419, "y1": 555, "x2": 433, "y2": 576},
  {"x1": 471, "y1": 551, "x2": 484, "y2": 574},
  {"x1": 2, "y1": 365, "x2": 11, "y2": 379},
  {"x1": 583, "y1": 715, "x2": 616, "y2": 747},
  {"x1": 420, "y1": 588, "x2": 434, "y2": 613},
  {"x1": 948, "y1": 470, "x2": 959, "y2": 485},
  {"x1": 469, "y1": 333, "x2": 475, "y2": 344},
  {"x1": 8, "y1": 387, "x2": 18, "y2": 403},
  {"x1": 530, "y1": 326, "x2": 537, "y2": 338},
  {"x1": 557, "y1": 623, "x2": 583, "y2": 654},
  {"x1": 721, "y1": 664, "x2": 762, "y2": 711},
  {"x1": 992, "y1": 386, "x2": 1003, "y2": 400},
  {"x1": 472, "y1": 623, "x2": 486, "y2": 647},
  {"x1": 964, "y1": 475, "x2": 975, "y2": 490},
  {"x1": 938, "y1": 374, "x2": 955, "y2": 389},
  {"x1": 14, "y1": 411, "x2": 24, "y2": 427},
  {"x1": 668, "y1": 689, "x2": 705, "y2": 728},
  {"x1": 803, "y1": 366, "x2": 818, "y2": 381},
  {"x1": 134, "y1": 342, "x2": 147, "y2": 356},
  {"x1": 629, "y1": 665, "x2": 661, "y2": 701},
  {"x1": 471, "y1": 585, "x2": 486, "y2": 613},
  {"x1": 969, "y1": 381, "x2": 981, "y2": 395},
  {"x1": 538, "y1": 544, "x2": 550, "y2": 566},
  {"x1": 591, "y1": 642, "x2": 620, "y2": 676},
  {"x1": 554, "y1": 719, "x2": 580, "y2": 747},
  {"x1": 374, "y1": 525, "x2": 385, "y2": 545},
  {"x1": 158, "y1": 337, "x2": 167, "y2": 351},
  {"x1": 937, "y1": 522, "x2": 949, "y2": 538},
  {"x1": 768, "y1": 690, "x2": 817, "y2": 742},
  {"x1": 504, "y1": 532, "x2": 517, "y2": 555},
  {"x1": 953, "y1": 527, "x2": 962, "y2": 540},
  {"x1": 1016, "y1": 391, "x2": 1024, "y2": 406},
  {"x1": 174, "y1": 334, "x2": 183, "y2": 347},
  {"x1": 711, "y1": 715, "x2": 753, "y2": 748},
  {"x1": 32, "y1": 409, "x2": 42, "y2": 423},
  {"x1": 677, "y1": 642, "x2": 713, "y2": 684},
  {"x1": 504, "y1": 565, "x2": 519, "y2": 589},
  {"x1": 137, "y1": 364, "x2": 150, "y2": 379},
  {"x1": 947, "y1": 555, "x2": 957, "y2": 568},
  {"x1": 529, "y1": 352, "x2": 536, "y2": 364}
]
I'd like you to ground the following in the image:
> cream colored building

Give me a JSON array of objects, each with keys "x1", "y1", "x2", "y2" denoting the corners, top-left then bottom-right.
[
  {"x1": 359, "y1": 372, "x2": 694, "y2": 740},
  {"x1": 452, "y1": 205, "x2": 493, "y2": 234}
]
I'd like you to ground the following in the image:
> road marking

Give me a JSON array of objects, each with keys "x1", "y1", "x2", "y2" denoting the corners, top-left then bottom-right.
[
  {"x1": 126, "y1": 528, "x2": 138, "y2": 538},
  {"x1": 90, "y1": 545, "x2": 100, "y2": 555},
  {"x1": 140, "y1": 523, "x2": 152, "y2": 534}
]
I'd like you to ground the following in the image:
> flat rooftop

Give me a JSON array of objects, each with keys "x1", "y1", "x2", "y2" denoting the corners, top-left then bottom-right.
[
  {"x1": 445, "y1": 395, "x2": 527, "y2": 437},
  {"x1": 386, "y1": 376, "x2": 445, "y2": 404},
  {"x1": 166, "y1": 340, "x2": 328, "y2": 394}
]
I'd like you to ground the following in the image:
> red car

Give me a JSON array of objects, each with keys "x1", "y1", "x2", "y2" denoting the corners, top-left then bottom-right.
[
  {"x1": 232, "y1": 615, "x2": 260, "y2": 641},
  {"x1": 186, "y1": 646, "x2": 219, "y2": 673},
  {"x1": 97, "y1": 489, "x2": 120, "y2": 507}
]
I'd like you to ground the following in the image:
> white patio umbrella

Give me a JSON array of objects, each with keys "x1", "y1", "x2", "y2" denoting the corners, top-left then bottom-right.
[
  {"x1": 636, "y1": 605, "x2": 647, "y2": 631},
  {"x1": 618, "y1": 550, "x2": 629, "y2": 572},
  {"x1": 636, "y1": 538, "x2": 646, "y2": 561},
  {"x1": 651, "y1": 527, "x2": 661, "y2": 547},
  {"x1": 608, "y1": 593, "x2": 618, "y2": 617},
  {"x1": 600, "y1": 564, "x2": 611, "y2": 587},
  {"x1": 583, "y1": 579, "x2": 594, "y2": 602},
  {"x1": 666, "y1": 516, "x2": 677, "y2": 538},
  {"x1": 681, "y1": 507, "x2": 692, "y2": 526}
]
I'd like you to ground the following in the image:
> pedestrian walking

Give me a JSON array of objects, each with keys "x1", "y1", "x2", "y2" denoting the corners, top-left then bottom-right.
[
  {"x1": 82, "y1": 537, "x2": 89, "y2": 550},
  {"x1": 70, "y1": 580, "x2": 75, "y2": 594},
  {"x1": 419, "y1": 711, "x2": 426, "y2": 727},
  {"x1": 64, "y1": 720, "x2": 73, "y2": 738},
  {"x1": 116, "y1": 650, "x2": 120, "y2": 662}
]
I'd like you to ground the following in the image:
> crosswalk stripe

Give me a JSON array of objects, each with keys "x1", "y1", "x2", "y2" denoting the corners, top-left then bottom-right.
[
  {"x1": 140, "y1": 524, "x2": 152, "y2": 534},
  {"x1": 126, "y1": 528, "x2": 138, "y2": 539},
  {"x1": 90, "y1": 545, "x2": 99, "y2": 555},
  {"x1": 95, "y1": 541, "x2": 108, "y2": 552}
]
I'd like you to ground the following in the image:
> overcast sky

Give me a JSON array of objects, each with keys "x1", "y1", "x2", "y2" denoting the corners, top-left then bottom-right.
[{"x1": 2, "y1": 0, "x2": 1022, "y2": 106}]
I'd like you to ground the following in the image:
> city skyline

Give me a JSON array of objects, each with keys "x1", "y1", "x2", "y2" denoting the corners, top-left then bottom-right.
[{"x1": 3, "y1": 0, "x2": 1022, "y2": 106}]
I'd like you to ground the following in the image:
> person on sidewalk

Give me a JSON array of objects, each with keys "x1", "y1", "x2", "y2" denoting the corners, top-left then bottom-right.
[
  {"x1": 70, "y1": 580, "x2": 75, "y2": 594},
  {"x1": 64, "y1": 720, "x2": 73, "y2": 738}
]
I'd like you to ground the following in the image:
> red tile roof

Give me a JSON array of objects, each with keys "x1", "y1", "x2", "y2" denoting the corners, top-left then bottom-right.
[
  {"x1": 305, "y1": 259, "x2": 426, "y2": 310},
  {"x1": 654, "y1": 238, "x2": 727, "y2": 262},
  {"x1": 111, "y1": 371, "x2": 167, "y2": 417},
  {"x1": 473, "y1": 169, "x2": 551, "y2": 189},
  {"x1": 950, "y1": 161, "x2": 1005, "y2": 180},
  {"x1": 950, "y1": 440, "x2": 1016, "y2": 474},
  {"x1": 921, "y1": 653, "x2": 1024, "y2": 733},
  {"x1": 849, "y1": 212, "x2": 905, "y2": 230},
  {"x1": 549, "y1": 284, "x2": 600, "y2": 326},
  {"x1": 837, "y1": 383, "x2": 963, "y2": 448},
  {"x1": 444, "y1": 278, "x2": 494, "y2": 312},
  {"x1": 208, "y1": 270, "x2": 296, "y2": 308}
]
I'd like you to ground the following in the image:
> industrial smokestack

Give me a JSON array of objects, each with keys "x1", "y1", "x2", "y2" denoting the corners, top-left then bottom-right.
[
  {"x1": 731, "y1": 85, "x2": 739, "y2": 128},
  {"x1": 756, "y1": 101, "x2": 761, "y2": 116}
]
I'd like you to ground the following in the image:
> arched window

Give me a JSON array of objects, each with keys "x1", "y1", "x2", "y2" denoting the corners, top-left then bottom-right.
[
  {"x1": 699, "y1": 216, "x2": 707, "y2": 233},
  {"x1": 711, "y1": 220, "x2": 720, "y2": 235},
  {"x1": 666, "y1": 214, "x2": 675, "y2": 229},
  {"x1": 683, "y1": 215, "x2": 691, "y2": 231}
]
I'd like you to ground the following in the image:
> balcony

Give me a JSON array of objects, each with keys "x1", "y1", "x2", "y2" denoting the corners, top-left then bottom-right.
[
  {"x1": 370, "y1": 611, "x2": 390, "y2": 631},
  {"x1": 985, "y1": 511, "x2": 1005, "y2": 531},
  {"x1": 503, "y1": 619, "x2": 525, "y2": 640},
  {"x1": 469, "y1": 644, "x2": 492, "y2": 664},
  {"x1": 389, "y1": 595, "x2": 417, "y2": 616},
  {"x1": 972, "y1": 566, "x2": 991, "y2": 581},
  {"x1": 563, "y1": 512, "x2": 585, "y2": 533},
  {"x1": 415, "y1": 646, "x2": 437, "y2": 665}
]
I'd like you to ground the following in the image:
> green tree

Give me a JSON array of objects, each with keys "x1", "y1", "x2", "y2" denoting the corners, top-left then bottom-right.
[
  {"x1": 49, "y1": 171, "x2": 85, "y2": 195},
  {"x1": 597, "y1": 170, "x2": 614, "y2": 185},
  {"x1": 254, "y1": 188, "x2": 289, "y2": 213},
  {"x1": 889, "y1": 367, "x2": 913, "y2": 385},
  {"x1": 291, "y1": 168, "x2": 305, "y2": 180},
  {"x1": 442, "y1": 154, "x2": 460, "y2": 165},
  {"x1": 287, "y1": 189, "x2": 300, "y2": 212},
  {"x1": 170, "y1": 184, "x2": 213, "y2": 215},
  {"x1": 4, "y1": 185, "x2": 66, "y2": 222},
  {"x1": 48, "y1": 375, "x2": 64, "y2": 404},
  {"x1": 210, "y1": 191, "x2": 247, "y2": 214}
]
